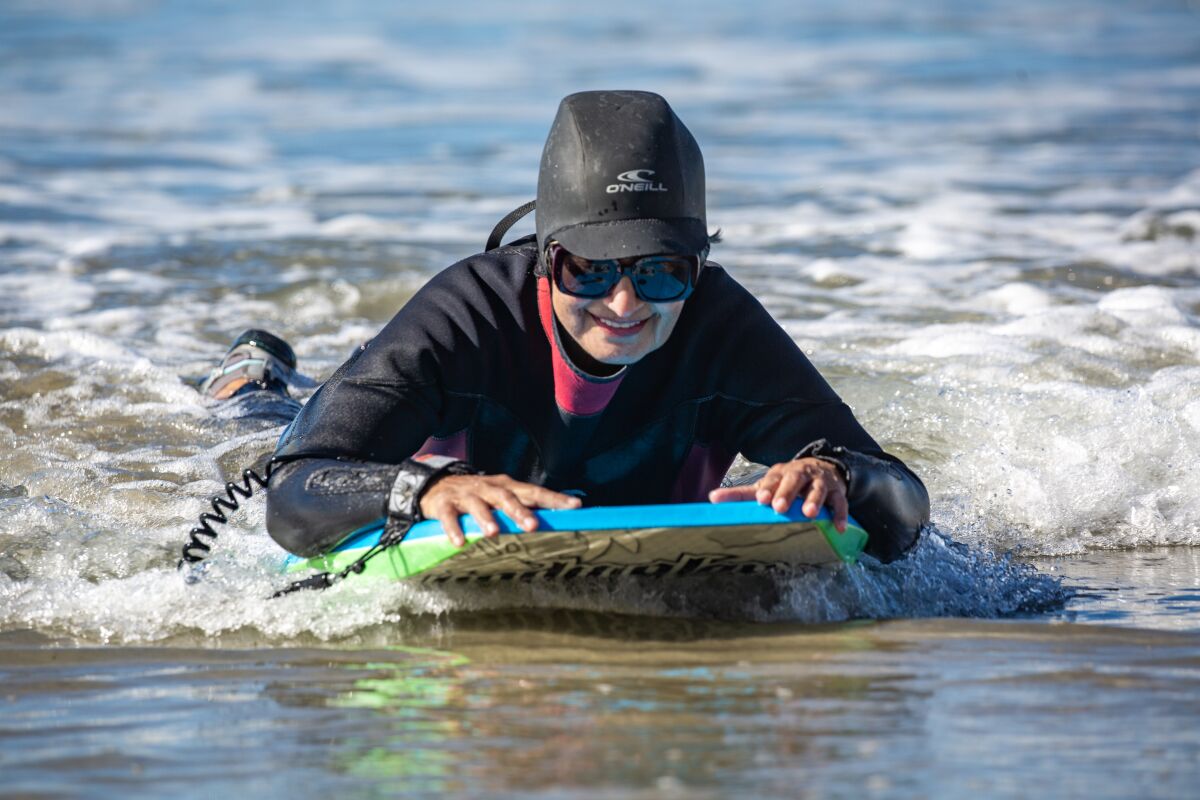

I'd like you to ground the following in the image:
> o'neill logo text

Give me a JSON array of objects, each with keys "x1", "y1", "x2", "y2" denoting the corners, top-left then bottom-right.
[{"x1": 606, "y1": 169, "x2": 668, "y2": 194}]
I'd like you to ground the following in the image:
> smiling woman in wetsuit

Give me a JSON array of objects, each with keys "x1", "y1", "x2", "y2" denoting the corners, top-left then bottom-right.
[{"x1": 260, "y1": 90, "x2": 930, "y2": 563}]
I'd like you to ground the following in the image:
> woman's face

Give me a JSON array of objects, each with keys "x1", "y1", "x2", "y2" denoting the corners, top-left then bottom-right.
[{"x1": 551, "y1": 272, "x2": 686, "y2": 368}]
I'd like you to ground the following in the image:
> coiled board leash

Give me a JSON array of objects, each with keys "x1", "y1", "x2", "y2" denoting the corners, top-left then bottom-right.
[
  {"x1": 179, "y1": 457, "x2": 411, "y2": 595},
  {"x1": 179, "y1": 456, "x2": 277, "y2": 569}
]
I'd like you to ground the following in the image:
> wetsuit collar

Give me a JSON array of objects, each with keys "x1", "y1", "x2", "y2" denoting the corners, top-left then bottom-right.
[{"x1": 536, "y1": 276, "x2": 625, "y2": 417}]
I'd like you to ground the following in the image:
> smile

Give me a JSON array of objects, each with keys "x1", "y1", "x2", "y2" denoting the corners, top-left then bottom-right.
[{"x1": 590, "y1": 314, "x2": 649, "y2": 336}]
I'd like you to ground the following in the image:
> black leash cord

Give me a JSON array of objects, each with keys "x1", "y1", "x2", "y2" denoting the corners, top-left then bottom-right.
[
  {"x1": 270, "y1": 518, "x2": 413, "y2": 597},
  {"x1": 178, "y1": 459, "x2": 278, "y2": 567},
  {"x1": 179, "y1": 457, "x2": 413, "y2": 596}
]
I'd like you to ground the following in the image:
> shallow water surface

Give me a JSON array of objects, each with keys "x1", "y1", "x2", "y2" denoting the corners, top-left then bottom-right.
[
  {"x1": 2, "y1": 0, "x2": 1199, "y2": 796},
  {"x1": 4, "y1": 619, "x2": 1199, "y2": 799}
]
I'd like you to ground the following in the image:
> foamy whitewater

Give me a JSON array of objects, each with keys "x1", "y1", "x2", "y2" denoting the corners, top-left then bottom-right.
[{"x1": 1, "y1": 0, "x2": 1198, "y2": 642}]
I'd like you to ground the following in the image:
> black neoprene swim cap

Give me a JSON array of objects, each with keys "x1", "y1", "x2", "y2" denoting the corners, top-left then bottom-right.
[{"x1": 536, "y1": 90, "x2": 707, "y2": 261}]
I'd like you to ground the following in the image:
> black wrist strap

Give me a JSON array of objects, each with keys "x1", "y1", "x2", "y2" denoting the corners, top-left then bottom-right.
[
  {"x1": 387, "y1": 456, "x2": 481, "y2": 523},
  {"x1": 795, "y1": 439, "x2": 852, "y2": 490}
]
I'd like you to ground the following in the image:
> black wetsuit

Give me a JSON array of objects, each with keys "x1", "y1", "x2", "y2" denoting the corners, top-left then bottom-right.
[{"x1": 266, "y1": 237, "x2": 929, "y2": 562}]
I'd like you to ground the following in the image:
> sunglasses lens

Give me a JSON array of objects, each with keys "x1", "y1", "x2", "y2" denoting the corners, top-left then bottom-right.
[
  {"x1": 557, "y1": 250, "x2": 618, "y2": 297},
  {"x1": 631, "y1": 256, "x2": 693, "y2": 301}
]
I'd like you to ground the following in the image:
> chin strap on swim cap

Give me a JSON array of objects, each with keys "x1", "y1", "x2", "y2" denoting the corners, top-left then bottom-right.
[{"x1": 485, "y1": 199, "x2": 535, "y2": 252}]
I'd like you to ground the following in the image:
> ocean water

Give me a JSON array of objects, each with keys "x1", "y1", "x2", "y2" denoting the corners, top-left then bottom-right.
[{"x1": 1, "y1": 1, "x2": 1199, "y2": 797}]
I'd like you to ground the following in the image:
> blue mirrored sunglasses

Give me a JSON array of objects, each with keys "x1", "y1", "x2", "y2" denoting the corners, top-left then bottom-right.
[{"x1": 547, "y1": 242, "x2": 707, "y2": 303}]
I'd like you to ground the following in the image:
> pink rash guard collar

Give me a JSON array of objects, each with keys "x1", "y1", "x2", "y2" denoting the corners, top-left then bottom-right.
[{"x1": 536, "y1": 276, "x2": 625, "y2": 417}]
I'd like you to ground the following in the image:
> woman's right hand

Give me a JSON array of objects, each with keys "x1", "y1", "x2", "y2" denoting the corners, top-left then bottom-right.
[{"x1": 418, "y1": 474, "x2": 582, "y2": 547}]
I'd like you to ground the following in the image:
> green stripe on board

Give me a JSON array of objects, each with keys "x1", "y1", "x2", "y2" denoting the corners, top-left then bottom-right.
[{"x1": 287, "y1": 518, "x2": 868, "y2": 583}]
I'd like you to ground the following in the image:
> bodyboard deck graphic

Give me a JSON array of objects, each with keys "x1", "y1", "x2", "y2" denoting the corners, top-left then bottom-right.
[{"x1": 283, "y1": 501, "x2": 868, "y2": 584}]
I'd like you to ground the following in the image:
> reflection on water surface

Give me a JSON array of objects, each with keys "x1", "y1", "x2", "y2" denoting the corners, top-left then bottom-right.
[{"x1": 3, "y1": 619, "x2": 1199, "y2": 798}]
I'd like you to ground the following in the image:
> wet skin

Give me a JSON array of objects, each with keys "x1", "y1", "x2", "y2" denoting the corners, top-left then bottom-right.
[{"x1": 420, "y1": 263, "x2": 848, "y2": 545}]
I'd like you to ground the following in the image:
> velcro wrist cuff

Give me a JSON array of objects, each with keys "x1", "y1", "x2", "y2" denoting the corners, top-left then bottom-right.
[{"x1": 386, "y1": 457, "x2": 480, "y2": 521}]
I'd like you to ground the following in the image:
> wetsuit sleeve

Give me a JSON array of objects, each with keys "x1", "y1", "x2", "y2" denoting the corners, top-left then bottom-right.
[
  {"x1": 263, "y1": 343, "x2": 447, "y2": 556},
  {"x1": 266, "y1": 455, "x2": 481, "y2": 557},
  {"x1": 795, "y1": 438, "x2": 930, "y2": 563},
  {"x1": 730, "y1": 397, "x2": 930, "y2": 563},
  {"x1": 263, "y1": 250, "x2": 529, "y2": 556},
  {"x1": 690, "y1": 269, "x2": 929, "y2": 563},
  {"x1": 266, "y1": 458, "x2": 400, "y2": 557}
]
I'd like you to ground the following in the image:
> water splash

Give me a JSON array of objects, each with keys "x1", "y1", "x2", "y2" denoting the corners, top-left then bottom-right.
[{"x1": 0, "y1": 517, "x2": 1066, "y2": 645}]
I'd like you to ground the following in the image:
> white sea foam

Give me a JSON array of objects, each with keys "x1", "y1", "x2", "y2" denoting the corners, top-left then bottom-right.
[{"x1": 0, "y1": 524, "x2": 1065, "y2": 644}]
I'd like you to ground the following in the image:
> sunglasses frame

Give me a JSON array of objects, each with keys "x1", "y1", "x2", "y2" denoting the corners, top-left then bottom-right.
[{"x1": 546, "y1": 241, "x2": 708, "y2": 303}]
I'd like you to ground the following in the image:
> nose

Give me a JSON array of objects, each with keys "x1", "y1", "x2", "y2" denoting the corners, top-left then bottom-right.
[{"x1": 605, "y1": 276, "x2": 642, "y2": 317}]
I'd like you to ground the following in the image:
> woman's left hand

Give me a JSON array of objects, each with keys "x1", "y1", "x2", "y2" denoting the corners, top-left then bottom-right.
[{"x1": 708, "y1": 457, "x2": 849, "y2": 532}]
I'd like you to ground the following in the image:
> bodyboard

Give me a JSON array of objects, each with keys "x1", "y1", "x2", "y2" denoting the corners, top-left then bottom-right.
[{"x1": 282, "y1": 501, "x2": 868, "y2": 584}]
